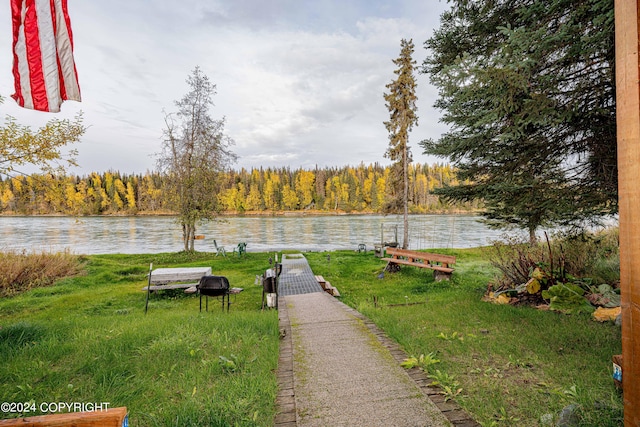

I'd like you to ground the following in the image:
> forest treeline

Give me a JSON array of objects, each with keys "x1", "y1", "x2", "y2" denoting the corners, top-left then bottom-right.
[{"x1": 0, "y1": 163, "x2": 479, "y2": 215}]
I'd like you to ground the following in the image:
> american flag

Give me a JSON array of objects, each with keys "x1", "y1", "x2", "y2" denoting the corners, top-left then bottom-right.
[{"x1": 11, "y1": 0, "x2": 81, "y2": 113}]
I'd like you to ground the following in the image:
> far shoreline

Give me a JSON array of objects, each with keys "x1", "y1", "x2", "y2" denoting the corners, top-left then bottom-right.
[{"x1": 0, "y1": 208, "x2": 483, "y2": 218}]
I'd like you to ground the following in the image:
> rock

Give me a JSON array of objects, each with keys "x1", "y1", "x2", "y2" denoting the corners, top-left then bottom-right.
[
  {"x1": 615, "y1": 313, "x2": 622, "y2": 326},
  {"x1": 539, "y1": 413, "x2": 554, "y2": 426},
  {"x1": 557, "y1": 403, "x2": 580, "y2": 427}
]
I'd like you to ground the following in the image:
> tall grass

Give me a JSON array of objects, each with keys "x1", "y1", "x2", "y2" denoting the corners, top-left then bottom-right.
[
  {"x1": 0, "y1": 249, "x2": 85, "y2": 297},
  {"x1": 306, "y1": 249, "x2": 623, "y2": 427}
]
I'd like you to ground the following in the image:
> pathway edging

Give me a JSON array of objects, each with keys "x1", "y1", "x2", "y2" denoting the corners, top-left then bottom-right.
[{"x1": 275, "y1": 295, "x2": 296, "y2": 427}]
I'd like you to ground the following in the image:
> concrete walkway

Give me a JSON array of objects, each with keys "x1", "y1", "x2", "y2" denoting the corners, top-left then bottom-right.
[{"x1": 274, "y1": 254, "x2": 479, "y2": 427}]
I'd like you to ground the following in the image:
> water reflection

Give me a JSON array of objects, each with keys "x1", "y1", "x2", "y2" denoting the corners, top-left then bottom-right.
[{"x1": 0, "y1": 214, "x2": 516, "y2": 255}]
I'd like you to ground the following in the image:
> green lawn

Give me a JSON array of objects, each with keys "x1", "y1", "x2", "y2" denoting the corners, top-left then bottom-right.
[
  {"x1": 0, "y1": 248, "x2": 623, "y2": 426},
  {"x1": 0, "y1": 252, "x2": 280, "y2": 426}
]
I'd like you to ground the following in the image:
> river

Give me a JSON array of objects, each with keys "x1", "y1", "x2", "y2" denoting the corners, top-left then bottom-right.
[{"x1": 0, "y1": 214, "x2": 514, "y2": 255}]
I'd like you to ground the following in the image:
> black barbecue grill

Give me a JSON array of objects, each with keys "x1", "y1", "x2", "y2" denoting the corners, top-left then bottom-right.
[{"x1": 197, "y1": 275, "x2": 231, "y2": 312}]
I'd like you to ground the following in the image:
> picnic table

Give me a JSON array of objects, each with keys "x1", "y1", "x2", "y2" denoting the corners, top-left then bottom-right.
[
  {"x1": 144, "y1": 265, "x2": 211, "y2": 313},
  {"x1": 143, "y1": 266, "x2": 212, "y2": 291}
]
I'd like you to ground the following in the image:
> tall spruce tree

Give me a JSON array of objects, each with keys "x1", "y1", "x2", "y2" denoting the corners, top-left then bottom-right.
[
  {"x1": 421, "y1": 0, "x2": 616, "y2": 241},
  {"x1": 384, "y1": 39, "x2": 418, "y2": 249}
]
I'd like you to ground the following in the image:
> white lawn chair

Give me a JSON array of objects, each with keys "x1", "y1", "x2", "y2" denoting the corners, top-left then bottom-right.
[{"x1": 213, "y1": 240, "x2": 226, "y2": 257}]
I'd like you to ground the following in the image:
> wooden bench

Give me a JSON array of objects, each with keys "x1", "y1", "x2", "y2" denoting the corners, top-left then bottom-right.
[
  {"x1": 0, "y1": 407, "x2": 127, "y2": 426},
  {"x1": 382, "y1": 247, "x2": 455, "y2": 281}
]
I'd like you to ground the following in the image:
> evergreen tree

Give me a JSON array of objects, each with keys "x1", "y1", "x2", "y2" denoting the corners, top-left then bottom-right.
[
  {"x1": 421, "y1": 0, "x2": 616, "y2": 240},
  {"x1": 384, "y1": 39, "x2": 418, "y2": 249}
]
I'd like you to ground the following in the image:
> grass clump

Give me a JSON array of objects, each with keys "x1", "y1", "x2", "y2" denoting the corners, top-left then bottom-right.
[
  {"x1": 0, "y1": 321, "x2": 48, "y2": 349},
  {"x1": 0, "y1": 249, "x2": 85, "y2": 297}
]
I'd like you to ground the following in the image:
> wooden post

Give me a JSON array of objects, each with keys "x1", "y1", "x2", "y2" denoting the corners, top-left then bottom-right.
[
  {"x1": 615, "y1": 0, "x2": 640, "y2": 425},
  {"x1": 144, "y1": 262, "x2": 153, "y2": 314}
]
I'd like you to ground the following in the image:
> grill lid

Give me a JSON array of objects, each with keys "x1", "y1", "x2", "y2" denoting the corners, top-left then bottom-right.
[{"x1": 197, "y1": 276, "x2": 230, "y2": 296}]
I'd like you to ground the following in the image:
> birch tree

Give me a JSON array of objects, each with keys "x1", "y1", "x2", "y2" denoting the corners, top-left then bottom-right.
[
  {"x1": 0, "y1": 97, "x2": 85, "y2": 177},
  {"x1": 158, "y1": 67, "x2": 237, "y2": 251}
]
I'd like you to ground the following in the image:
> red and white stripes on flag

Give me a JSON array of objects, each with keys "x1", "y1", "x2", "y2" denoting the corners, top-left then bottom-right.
[{"x1": 11, "y1": 0, "x2": 81, "y2": 113}]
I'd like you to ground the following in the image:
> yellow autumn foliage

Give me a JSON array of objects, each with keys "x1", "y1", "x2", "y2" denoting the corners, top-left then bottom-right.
[
  {"x1": 531, "y1": 267, "x2": 544, "y2": 280},
  {"x1": 526, "y1": 278, "x2": 541, "y2": 294},
  {"x1": 484, "y1": 292, "x2": 511, "y2": 305},
  {"x1": 592, "y1": 306, "x2": 621, "y2": 322}
]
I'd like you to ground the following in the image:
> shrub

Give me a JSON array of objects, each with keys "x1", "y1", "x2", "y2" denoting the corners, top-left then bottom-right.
[
  {"x1": 488, "y1": 235, "x2": 547, "y2": 291},
  {"x1": 489, "y1": 228, "x2": 619, "y2": 292},
  {"x1": 550, "y1": 228, "x2": 619, "y2": 278}
]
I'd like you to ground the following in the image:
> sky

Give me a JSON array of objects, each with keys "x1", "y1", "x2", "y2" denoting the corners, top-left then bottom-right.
[{"x1": 0, "y1": 0, "x2": 451, "y2": 176}]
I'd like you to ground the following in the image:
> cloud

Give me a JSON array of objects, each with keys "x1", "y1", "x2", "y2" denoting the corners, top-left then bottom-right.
[
  {"x1": 0, "y1": 1, "x2": 450, "y2": 175},
  {"x1": 205, "y1": 17, "x2": 434, "y2": 169}
]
